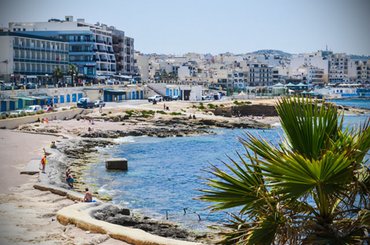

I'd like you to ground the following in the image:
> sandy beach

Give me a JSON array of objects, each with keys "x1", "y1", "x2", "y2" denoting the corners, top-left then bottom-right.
[{"x1": 0, "y1": 130, "x2": 129, "y2": 244}]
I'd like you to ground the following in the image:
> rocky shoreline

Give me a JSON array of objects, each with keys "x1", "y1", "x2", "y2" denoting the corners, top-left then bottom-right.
[{"x1": 14, "y1": 106, "x2": 276, "y2": 243}]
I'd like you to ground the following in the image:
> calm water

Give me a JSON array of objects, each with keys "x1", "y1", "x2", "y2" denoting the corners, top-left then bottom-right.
[
  {"x1": 86, "y1": 113, "x2": 369, "y2": 231},
  {"x1": 328, "y1": 98, "x2": 370, "y2": 109}
]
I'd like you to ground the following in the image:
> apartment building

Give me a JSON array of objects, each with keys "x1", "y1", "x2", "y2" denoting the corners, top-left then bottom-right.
[
  {"x1": 246, "y1": 63, "x2": 273, "y2": 87},
  {"x1": 0, "y1": 32, "x2": 69, "y2": 82},
  {"x1": 348, "y1": 59, "x2": 370, "y2": 84},
  {"x1": 7, "y1": 16, "x2": 135, "y2": 79},
  {"x1": 329, "y1": 53, "x2": 349, "y2": 83},
  {"x1": 227, "y1": 71, "x2": 248, "y2": 90},
  {"x1": 307, "y1": 67, "x2": 325, "y2": 86},
  {"x1": 289, "y1": 51, "x2": 329, "y2": 83}
]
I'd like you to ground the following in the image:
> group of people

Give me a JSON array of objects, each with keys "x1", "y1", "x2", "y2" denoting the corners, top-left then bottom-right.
[
  {"x1": 65, "y1": 168, "x2": 93, "y2": 202},
  {"x1": 40, "y1": 146, "x2": 93, "y2": 203}
]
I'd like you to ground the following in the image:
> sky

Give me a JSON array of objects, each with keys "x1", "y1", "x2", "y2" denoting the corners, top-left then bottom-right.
[{"x1": 0, "y1": 0, "x2": 369, "y2": 55}]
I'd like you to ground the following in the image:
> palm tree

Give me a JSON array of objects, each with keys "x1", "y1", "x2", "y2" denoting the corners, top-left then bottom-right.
[
  {"x1": 68, "y1": 64, "x2": 78, "y2": 86},
  {"x1": 200, "y1": 97, "x2": 370, "y2": 244},
  {"x1": 52, "y1": 67, "x2": 63, "y2": 87}
]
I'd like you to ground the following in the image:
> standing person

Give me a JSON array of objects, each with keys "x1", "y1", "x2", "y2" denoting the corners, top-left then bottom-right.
[
  {"x1": 163, "y1": 103, "x2": 166, "y2": 110},
  {"x1": 99, "y1": 103, "x2": 103, "y2": 113},
  {"x1": 40, "y1": 155, "x2": 47, "y2": 173},
  {"x1": 83, "y1": 188, "x2": 93, "y2": 202}
]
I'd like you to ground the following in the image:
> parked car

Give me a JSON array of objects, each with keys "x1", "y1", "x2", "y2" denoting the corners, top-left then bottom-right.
[
  {"x1": 24, "y1": 105, "x2": 42, "y2": 113},
  {"x1": 77, "y1": 97, "x2": 95, "y2": 109},
  {"x1": 148, "y1": 95, "x2": 163, "y2": 102},
  {"x1": 163, "y1": 95, "x2": 179, "y2": 101},
  {"x1": 1, "y1": 82, "x2": 13, "y2": 90},
  {"x1": 10, "y1": 110, "x2": 24, "y2": 116},
  {"x1": 26, "y1": 82, "x2": 37, "y2": 89},
  {"x1": 202, "y1": 95, "x2": 212, "y2": 100},
  {"x1": 43, "y1": 105, "x2": 54, "y2": 112},
  {"x1": 94, "y1": 100, "x2": 106, "y2": 107}
]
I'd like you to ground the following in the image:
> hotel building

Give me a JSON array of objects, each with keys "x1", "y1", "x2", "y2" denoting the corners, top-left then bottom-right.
[
  {"x1": 5, "y1": 16, "x2": 135, "y2": 79},
  {"x1": 0, "y1": 32, "x2": 69, "y2": 82}
]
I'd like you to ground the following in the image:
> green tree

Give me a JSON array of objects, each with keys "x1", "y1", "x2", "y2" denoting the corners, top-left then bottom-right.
[
  {"x1": 68, "y1": 64, "x2": 78, "y2": 86},
  {"x1": 200, "y1": 97, "x2": 370, "y2": 244},
  {"x1": 52, "y1": 67, "x2": 63, "y2": 87}
]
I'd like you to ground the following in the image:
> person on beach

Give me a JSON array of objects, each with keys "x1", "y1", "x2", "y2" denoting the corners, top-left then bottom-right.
[
  {"x1": 65, "y1": 168, "x2": 74, "y2": 188},
  {"x1": 40, "y1": 155, "x2": 47, "y2": 173},
  {"x1": 66, "y1": 173, "x2": 74, "y2": 188},
  {"x1": 83, "y1": 188, "x2": 93, "y2": 202}
]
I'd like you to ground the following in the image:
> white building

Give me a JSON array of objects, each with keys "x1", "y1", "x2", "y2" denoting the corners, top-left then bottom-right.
[
  {"x1": 329, "y1": 53, "x2": 349, "y2": 83},
  {"x1": 0, "y1": 32, "x2": 69, "y2": 83},
  {"x1": 348, "y1": 59, "x2": 370, "y2": 84},
  {"x1": 289, "y1": 51, "x2": 329, "y2": 83}
]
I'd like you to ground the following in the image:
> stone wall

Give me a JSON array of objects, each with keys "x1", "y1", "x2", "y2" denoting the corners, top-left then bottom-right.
[{"x1": 0, "y1": 108, "x2": 84, "y2": 129}]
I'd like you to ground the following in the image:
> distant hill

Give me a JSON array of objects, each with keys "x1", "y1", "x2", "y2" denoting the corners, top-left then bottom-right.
[{"x1": 248, "y1": 49, "x2": 292, "y2": 57}]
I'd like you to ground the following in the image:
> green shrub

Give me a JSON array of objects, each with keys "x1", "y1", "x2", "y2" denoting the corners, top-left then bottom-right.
[
  {"x1": 156, "y1": 110, "x2": 167, "y2": 114},
  {"x1": 207, "y1": 104, "x2": 218, "y2": 109},
  {"x1": 36, "y1": 110, "x2": 44, "y2": 114},
  {"x1": 125, "y1": 110, "x2": 134, "y2": 117},
  {"x1": 198, "y1": 102, "x2": 205, "y2": 110},
  {"x1": 170, "y1": 112, "x2": 182, "y2": 116}
]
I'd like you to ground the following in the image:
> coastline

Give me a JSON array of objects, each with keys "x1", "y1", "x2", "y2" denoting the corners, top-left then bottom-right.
[{"x1": 1, "y1": 99, "x2": 369, "y2": 244}]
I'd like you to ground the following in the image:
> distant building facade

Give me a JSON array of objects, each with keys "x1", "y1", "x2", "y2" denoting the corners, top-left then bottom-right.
[
  {"x1": 329, "y1": 53, "x2": 349, "y2": 83},
  {"x1": 6, "y1": 16, "x2": 135, "y2": 79},
  {"x1": 0, "y1": 32, "x2": 69, "y2": 82}
]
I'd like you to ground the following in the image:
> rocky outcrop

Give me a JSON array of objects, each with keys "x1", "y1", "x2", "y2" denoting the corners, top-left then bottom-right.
[{"x1": 214, "y1": 104, "x2": 278, "y2": 117}]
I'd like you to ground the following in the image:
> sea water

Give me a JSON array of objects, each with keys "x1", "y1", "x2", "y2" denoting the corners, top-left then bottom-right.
[
  {"x1": 85, "y1": 113, "x2": 369, "y2": 231},
  {"x1": 328, "y1": 98, "x2": 370, "y2": 109}
]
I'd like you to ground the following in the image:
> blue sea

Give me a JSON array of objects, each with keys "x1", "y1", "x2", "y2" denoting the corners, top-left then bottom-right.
[
  {"x1": 328, "y1": 98, "x2": 370, "y2": 109},
  {"x1": 85, "y1": 104, "x2": 369, "y2": 231}
]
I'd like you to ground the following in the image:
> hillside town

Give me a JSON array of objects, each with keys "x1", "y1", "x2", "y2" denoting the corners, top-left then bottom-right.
[{"x1": 0, "y1": 15, "x2": 369, "y2": 113}]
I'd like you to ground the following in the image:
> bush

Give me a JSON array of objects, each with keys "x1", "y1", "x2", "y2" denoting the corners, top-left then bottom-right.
[
  {"x1": 36, "y1": 110, "x2": 44, "y2": 114},
  {"x1": 207, "y1": 104, "x2": 218, "y2": 109},
  {"x1": 156, "y1": 110, "x2": 167, "y2": 115},
  {"x1": 0, "y1": 114, "x2": 7, "y2": 120},
  {"x1": 198, "y1": 102, "x2": 205, "y2": 110},
  {"x1": 170, "y1": 112, "x2": 182, "y2": 116}
]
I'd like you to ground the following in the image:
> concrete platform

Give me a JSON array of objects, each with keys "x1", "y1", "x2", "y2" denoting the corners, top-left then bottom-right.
[
  {"x1": 33, "y1": 183, "x2": 201, "y2": 245},
  {"x1": 57, "y1": 203, "x2": 201, "y2": 245},
  {"x1": 20, "y1": 159, "x2": 41, "y2": 175}
]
